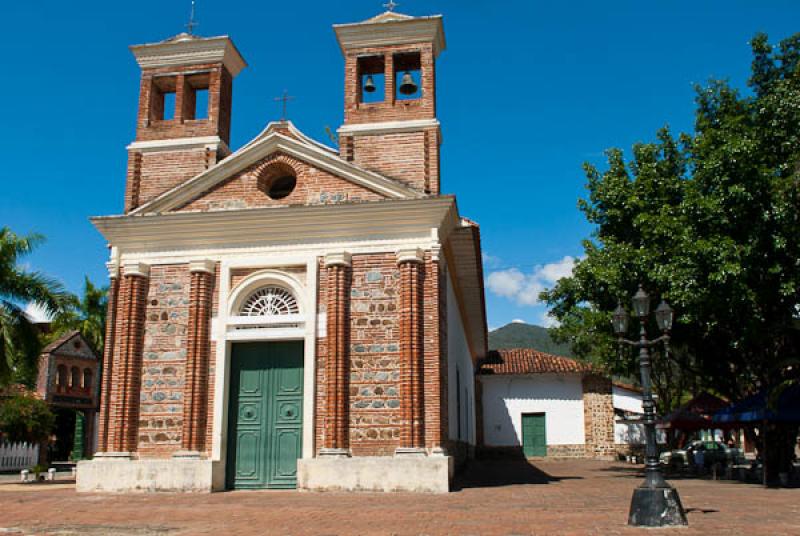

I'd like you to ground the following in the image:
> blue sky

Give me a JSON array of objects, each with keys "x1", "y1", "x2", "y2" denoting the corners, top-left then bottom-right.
[{"x1": 2, "y1": 1, "x2": 798, "y2": 329}]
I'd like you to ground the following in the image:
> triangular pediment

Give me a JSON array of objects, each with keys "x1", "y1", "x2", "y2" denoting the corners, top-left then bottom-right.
[
  {"x1": 42, "y1": 331, "x2": 98, "y2": 360},
  {"x1": 130, "y1": 122, "x2": 423, "y2": 215}
]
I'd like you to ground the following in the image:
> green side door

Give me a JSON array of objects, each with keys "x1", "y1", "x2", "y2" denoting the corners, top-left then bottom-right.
[
  {"x1": 522, "y1": 413, "x2": 547, "y2": 457},
  {"x1": 226, "y1": 341, "x2": 304, "y2": 489}
]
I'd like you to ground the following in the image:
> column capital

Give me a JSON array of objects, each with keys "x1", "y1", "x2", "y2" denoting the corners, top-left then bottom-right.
[
  {"x1": 189, "y1": 259, "x2": 216, "y2": 275},
  {"x1": 122, "y1": 261, "x2": 150, "y2": 278},
  {"x1": 396, "y1": 248, "x2": 424, "y2": 265},
  {"x1": 324, "y1": 251, "x2": 352, "y2": 268}
]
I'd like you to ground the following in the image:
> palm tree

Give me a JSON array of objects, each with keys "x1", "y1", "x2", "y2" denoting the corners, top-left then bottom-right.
[
  {"x1": 0, "y1": 227, "x2": 70, "y2": 386},
  {"x1": 51, "y1": 277, "x2": 108, "y2": 354}
]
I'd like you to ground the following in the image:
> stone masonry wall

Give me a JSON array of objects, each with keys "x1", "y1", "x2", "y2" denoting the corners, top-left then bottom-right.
[
  {"x1": 582, "y1": 374, "x2": 616, "y2": 460},
  {"x1": 348, "y1": 254, "x2": 402, "y2": 455},
  {"x1": 137, "y1": 265, "x2": 191, "y2": 458}
]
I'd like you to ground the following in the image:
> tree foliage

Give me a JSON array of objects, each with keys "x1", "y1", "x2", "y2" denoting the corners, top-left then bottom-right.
[
  {"x1": 0, "y1": 394, "x2": 55, "y2": 444},
  {"x1": 50, "y1": 277, "x2": 108, "y2": 355},
  {"x1": 0, "y1": 228, "x2": 71, "y2": 386},
  {"x1": 542, "y1": 32, "x2": 800, "y2": 407}
]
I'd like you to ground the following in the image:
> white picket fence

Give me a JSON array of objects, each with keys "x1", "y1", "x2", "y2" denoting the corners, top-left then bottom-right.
[{"x1": 0, "y1": 442, "x2": 39, "y2": 471}]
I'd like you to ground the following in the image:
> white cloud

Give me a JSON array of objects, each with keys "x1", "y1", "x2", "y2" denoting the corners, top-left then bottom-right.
[
  {"x1": 511, "y1": 318, "x2": 526, "y2": 324},
  {"x1": 482, "y1": 252, "x2": 502, "y2": 269},
  {"x1": 486, "y1": 256, "x2": 577, "y2": 307},
  {"x1": 538, "y1": 310, "x2": 560, "y2": 328},
  {"x1": 24, "y1": 302, "x2": 53, "y2": 323}
]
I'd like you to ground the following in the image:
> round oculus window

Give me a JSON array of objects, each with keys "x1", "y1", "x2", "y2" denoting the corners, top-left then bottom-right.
[{"x1": 265, "y1": 175, "x2": 296, "y2": 200}]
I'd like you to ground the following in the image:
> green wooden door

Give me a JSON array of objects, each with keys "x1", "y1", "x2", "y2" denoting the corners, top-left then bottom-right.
[
  {"x1": 226, "y1": 341, "x2": 304, "y2": 489},
  {"x1": 522, "y1": 413, "x2": 547, "y2": 457}
]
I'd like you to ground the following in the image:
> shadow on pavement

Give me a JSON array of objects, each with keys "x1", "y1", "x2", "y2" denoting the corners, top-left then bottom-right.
[{"x1": 452, "y1": 458, "x2": 582, "y2": 490}]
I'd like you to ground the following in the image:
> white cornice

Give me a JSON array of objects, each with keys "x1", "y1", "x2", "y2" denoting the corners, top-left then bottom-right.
[
  {"x1": 130, "y1": 35, "x2": 247, "y2": 77},
  {"x1": 130, "y1": 131, "x2": 423, "y2": 215},
  {"x1": 334, "y1": 15, "x2": 446, "y2": 58},
  {"x1": 93, "y1": 197, "x2": 459, "y2": 254},
  {"x1": 127, "y1": 136, "x2": 229, "y2": 154},
  {"x1": 337, "y1": 119, "x2": 440, "y2": 137}
]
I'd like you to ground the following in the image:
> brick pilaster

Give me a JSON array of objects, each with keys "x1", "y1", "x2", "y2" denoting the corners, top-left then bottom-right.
[
  {"x1": 397, "y1": 249, "x2": 425, "y2": 452},
  {"x1": 107, "y1": 262, "x2": 150, "y2": 454},
  {"x1": 97, "y1": 262, "x2": 120, "y2": 453},
  {"x1": 181, "y1": 260, "x2": 216, "y2": 454},
  {"x1": 322, "y1": 252, "x2": 351, "y2": 454}
]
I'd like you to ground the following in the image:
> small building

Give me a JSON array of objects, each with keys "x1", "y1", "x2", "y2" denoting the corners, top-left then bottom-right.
[
  {"x1": 477, "y1": 349, "x2": 641, "y2": 459},
  {"x1": 35, "y1": 331, "x2": 102, "y2": 461}
]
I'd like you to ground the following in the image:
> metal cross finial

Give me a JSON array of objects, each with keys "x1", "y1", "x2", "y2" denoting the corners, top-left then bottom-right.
[
  {"x1": 274, "y1": 90, "x2": 295, "y2": 121},
  {"x1": 186, "y1": 0, "x2": 199, "y2": 35},
  {"x1": 383, "y1": 0, "x2": 399, "y2": 12}
]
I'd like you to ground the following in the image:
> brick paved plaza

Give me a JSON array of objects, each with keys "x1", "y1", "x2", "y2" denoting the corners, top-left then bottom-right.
[{"x1": 0, "y1": 459, "x2": 797, "y2": 536}]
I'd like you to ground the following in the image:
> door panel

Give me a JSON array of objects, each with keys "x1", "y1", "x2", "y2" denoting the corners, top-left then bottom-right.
[
  {"x1": 522, "y1": 413, "x2": 547, "y2": 457},
  {"x1": 226, "y1": 341, "x2": 304, "y2": 489}
]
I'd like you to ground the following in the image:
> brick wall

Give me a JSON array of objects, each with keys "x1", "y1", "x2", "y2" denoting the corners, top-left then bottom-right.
[
  {"x1": 137, "y1": 265, "x2": 191, "y2": 458},
  {"x1": 348, "y1": 129, "x2": 440, "y2": 193},
  {"x1": 175, "y1": 153, "x2": 385, "y2": 212},
  {"x1": 128, "y1": 148, "x2": 218, "y2": 211},
  {"x1": 582, "y1": 374, "x2": 616, "y2": 459}
]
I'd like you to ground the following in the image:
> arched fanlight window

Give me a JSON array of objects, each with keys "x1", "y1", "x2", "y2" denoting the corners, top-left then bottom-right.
[
  {"x1": 239, "y1": 285, "x2": 299, "y2": 317},
  {"x1": 83, "y1": 368, "x2": 93, "y2": 390}
]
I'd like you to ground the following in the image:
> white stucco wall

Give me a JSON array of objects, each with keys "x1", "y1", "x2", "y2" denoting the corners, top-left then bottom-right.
[
  {"x1": 480, "y1": 374, "x2": 585, "y2": 447},
  {"x1": 612, "y1": 385, "x2": 643, "y2": 414},
  {"x1": 446, "y1": 270, "x2": 476, "y2": 445}
]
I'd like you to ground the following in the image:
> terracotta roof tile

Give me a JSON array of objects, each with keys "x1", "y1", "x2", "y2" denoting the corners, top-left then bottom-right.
[{"x1": 478, "y1": 348, "x2": 594, "y2": 375}]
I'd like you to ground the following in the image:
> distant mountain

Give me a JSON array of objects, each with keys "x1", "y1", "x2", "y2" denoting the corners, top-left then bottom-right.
[{"x1": 488, "y1": 322, "x2": 575, "y2": 357}]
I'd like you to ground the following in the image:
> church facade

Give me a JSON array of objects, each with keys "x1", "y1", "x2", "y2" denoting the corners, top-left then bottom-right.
[{"x1": 77, "y1": 10, "x2": 487, "y2": 493}]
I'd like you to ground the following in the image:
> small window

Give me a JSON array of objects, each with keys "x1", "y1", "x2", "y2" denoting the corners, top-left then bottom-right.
[
  {"x1": 56, "y1": 365, "x2": 68, "y2": 387},
  {"x1": 394, "y1": 52, "x2": 422, "y2": 101},
  {"x1": 83, "y1": 368, "x2": 93, "y2": 390},
  {"x1": 257, "y1": 163, "x2": 298, "y2": 201},
  {"x1": 266, "y1": 175, "x2": 296, "y2": 200},
  {"x1": 70, "y1": 367, "x2": 81, "y2": 389},
  {"x1": 151, "y1": 76, "x2": 178, "y2": 121}
]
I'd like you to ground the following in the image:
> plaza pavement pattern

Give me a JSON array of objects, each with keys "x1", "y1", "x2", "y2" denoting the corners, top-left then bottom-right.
[{"x1": 0, "y1": 459, "x2": 797, "y2": 535}]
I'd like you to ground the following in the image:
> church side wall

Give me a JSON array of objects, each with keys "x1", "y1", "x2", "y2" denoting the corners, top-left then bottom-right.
[
  {"x1": 137, "y1": 264, "x2": 191, "y2": 458},
  {"x1": 446, "y1": 270, "x2": 476, "y2": 449}
]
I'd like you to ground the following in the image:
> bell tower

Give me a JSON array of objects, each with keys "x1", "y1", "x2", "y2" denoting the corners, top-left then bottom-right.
[
  {"x1": 335, "y1": 12, "x2": 445, "y2": 194},
  {"x1": 124, "y1": 33, "x2": 246, "y2": 213}
]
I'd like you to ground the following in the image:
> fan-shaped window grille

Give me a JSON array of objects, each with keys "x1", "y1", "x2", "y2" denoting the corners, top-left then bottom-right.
[{"x1": 239, "y1": 286, "x2": 299, "y2": 317}]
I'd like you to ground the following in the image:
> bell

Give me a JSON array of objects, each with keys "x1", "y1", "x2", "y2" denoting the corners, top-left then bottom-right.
[
  {"x1": 399, "y1": 71, "x2": 418, "y2": 96},
  {"x1": 363, "y1": 75, "x2": 376, "y2": 93}
]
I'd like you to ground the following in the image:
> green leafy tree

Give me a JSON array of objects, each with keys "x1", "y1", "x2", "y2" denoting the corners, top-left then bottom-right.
[
  {"x1": 542, "y1": 33, "x2": 800, "y2": 477},
  {"x1": 0, "y1": 228, "x2": 70, "y2": 386},
  {"x1": 50, "y1": 277, "x2": 108, "y2": 355},
  {"x1": 0, "y1": 394, "x2": 55, "y2": 444}
]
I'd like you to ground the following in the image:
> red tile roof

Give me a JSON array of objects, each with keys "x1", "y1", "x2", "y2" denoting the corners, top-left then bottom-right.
[{"x1": 478, "y1": 348, "x2": 594, "y2": 375}]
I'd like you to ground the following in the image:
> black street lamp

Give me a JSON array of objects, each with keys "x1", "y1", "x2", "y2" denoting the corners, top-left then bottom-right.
[{"x1": 613, "y1": 285, "x2": 687, "y2": 527}]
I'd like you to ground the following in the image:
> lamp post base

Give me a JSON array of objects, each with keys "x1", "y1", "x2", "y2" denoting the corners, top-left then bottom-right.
[{"x1": 628, "y1": 485, "x2": 688, "y2": 527}]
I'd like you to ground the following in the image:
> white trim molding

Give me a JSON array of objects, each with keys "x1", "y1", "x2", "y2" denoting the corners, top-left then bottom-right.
[
  {"x1": 127, "y1": 136, "x2": 230, "y2": 155},
  {"x1": 130, "y1": 35, "x2": 247, "y2": 77},
  {"x1": 334, "y1": 14, "x2": 446, "y2": 58},
  {"x1": 337, "y1": 119, "x2": 440, "y2": 137}
]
